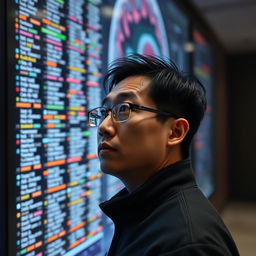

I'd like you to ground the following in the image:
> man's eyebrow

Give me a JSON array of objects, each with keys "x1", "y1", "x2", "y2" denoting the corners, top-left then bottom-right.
[{"x1": 102, "y1": 91, "x2": 138, "y2": 106}]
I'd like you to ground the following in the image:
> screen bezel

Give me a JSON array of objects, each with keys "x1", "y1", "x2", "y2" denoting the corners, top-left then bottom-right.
[
  {"x1": 7, "y1": 0, "x2": 19, "y2": 255},
  {"x1": 0, "y1": 0, "x2": 8, "y2": 255}
]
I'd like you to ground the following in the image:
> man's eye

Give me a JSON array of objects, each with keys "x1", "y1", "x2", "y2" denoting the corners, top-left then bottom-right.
[{"x1": 119, "y1": 105, "x2": 129, "y2": 112}]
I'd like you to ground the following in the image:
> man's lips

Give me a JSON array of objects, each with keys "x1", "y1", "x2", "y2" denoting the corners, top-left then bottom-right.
[{"x1": 98, "y1": 142, "x2": 117, "y2": 154}]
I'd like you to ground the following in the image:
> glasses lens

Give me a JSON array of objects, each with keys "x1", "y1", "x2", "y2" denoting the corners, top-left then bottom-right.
[
  {"x1": 112, "y1": 103, "x2": 130, "y2": 122},
  {"x1": 88, "y1": 108, "x2": 106, "y2": 127}
]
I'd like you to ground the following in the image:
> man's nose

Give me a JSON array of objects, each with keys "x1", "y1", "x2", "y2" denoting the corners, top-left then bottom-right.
[{"x1": 98, "y1": 114, "x2": 116, "y2": 138}]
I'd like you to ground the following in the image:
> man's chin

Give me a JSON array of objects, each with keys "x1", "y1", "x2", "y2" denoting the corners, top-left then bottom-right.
[{"x1": 100, "y1": 163, "x2": 120, "y2": 176}]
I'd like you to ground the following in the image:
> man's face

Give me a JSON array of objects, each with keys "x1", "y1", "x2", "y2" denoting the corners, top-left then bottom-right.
[{"x1": 97, "y1": 76, "x2": 172, "y2": 184}]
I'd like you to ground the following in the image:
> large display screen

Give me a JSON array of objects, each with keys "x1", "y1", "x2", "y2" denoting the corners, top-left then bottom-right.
[
  {"x1": 6, "y1": 1, "x2": 213, "y2": 256},
  {"x1": 193, "y1": 29, "x2": 215, "y2": 198},
  {"x1": 8, "y1": 1, "x2": 104, "y2": 255},
  {"x1": 158, "y1": 0, "x2": 189, "y2": 72}
]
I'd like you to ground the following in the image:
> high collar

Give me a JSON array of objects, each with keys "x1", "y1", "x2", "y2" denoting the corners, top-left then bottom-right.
[{"x1": 100, "y1": 159, "x2": 197, "y2": 224}]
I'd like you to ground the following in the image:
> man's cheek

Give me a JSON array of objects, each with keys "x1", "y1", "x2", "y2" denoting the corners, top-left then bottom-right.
[{"x1": 121, "y1": 133, "x2": 144, "y2": 147}]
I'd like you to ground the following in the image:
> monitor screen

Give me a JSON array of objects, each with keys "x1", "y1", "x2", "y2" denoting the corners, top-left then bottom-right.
[
  {"x1": 158, "y1": 0, "x2": 190, "y2": 72},
  {"x1": 8, "y1": 0, "x2": 105, "y2": 255},
  {"x1": 101, "y1": 0, "x2": 189, "y2": 72},
  {"x1": 6, "y1": 1, "x2": 212, "y2": 256},
  {"x1": 192, "y1": 29, "x2": 215, "y2": 198}
]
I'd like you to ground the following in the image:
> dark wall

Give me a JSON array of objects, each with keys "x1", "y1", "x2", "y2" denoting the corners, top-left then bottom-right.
[
  {"x1": 228, "y1": 52, "x2": 256, "y2": 201},
  {"x1": 210, "y1": 50, "x2": 229, "y2": 210}
]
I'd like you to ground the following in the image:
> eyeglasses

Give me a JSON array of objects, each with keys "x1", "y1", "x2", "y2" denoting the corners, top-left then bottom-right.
[{"x1": 88, "y1": 102, "x2": 178, "y2": 127}]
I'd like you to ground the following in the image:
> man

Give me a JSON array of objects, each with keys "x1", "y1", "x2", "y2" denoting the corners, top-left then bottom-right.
[{"x1": 88, "y1": 54, "x2": 239, "y2": 256}]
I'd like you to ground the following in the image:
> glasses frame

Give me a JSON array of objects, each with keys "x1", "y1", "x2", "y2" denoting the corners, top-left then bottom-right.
[{"x1": 88, "y1": 102, "x2": 179, "y2": 127}]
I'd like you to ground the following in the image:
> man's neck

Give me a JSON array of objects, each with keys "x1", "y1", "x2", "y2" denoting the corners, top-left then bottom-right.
[{"x1": 122, "y1": 157, "x2": 183, "y2": 193}]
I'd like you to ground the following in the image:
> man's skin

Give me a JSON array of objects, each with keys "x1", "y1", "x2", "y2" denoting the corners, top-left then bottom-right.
[{"x1": 97, "y1": 75, "x2": 189, "y2": 192}]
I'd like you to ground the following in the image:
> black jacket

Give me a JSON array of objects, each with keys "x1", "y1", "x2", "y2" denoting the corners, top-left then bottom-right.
[{"x1": 100, "y1": 160, "x2": 240, "y2": 256}]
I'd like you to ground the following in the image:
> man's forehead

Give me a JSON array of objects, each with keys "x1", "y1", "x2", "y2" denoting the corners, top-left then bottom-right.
[
  {"x1": 103, "y1": 76, "x2": 151, "y2": 104},
  {"x1": 114, "y1": 76, "x2": 151, "y2": 90}
]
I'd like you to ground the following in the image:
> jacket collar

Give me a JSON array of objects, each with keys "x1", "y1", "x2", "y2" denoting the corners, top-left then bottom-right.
[{"x1": 100, "y1": 159, "x2": 196, "y2": 223}]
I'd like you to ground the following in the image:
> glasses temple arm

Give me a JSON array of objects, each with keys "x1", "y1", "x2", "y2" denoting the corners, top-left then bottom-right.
[{"x1": 134, "y1": 105, "x2": 178, "y2": 118}]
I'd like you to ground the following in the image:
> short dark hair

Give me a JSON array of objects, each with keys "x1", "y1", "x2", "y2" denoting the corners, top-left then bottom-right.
[{"x1": 103, "y1": 54, "x2": 207, "y2": 159}]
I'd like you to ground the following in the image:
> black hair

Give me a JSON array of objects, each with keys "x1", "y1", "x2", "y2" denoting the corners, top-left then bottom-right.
[{"x1": 103, "y1": 54, "x2": 207, "y2": 159}]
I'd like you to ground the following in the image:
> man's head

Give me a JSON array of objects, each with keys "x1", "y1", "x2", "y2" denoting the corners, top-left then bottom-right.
[{"x1": 90, "y1": 54, "x2": 206, "y2": 190}]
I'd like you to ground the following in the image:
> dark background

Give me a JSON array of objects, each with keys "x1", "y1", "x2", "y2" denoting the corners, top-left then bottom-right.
[{"x1": 228, "y1": 52, "x2": 256, "y2": 201}]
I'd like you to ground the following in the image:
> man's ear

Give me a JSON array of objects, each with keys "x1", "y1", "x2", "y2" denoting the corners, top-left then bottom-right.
[{"x1": 167, "y1": 118, "x2": 190, "y2": 146}]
